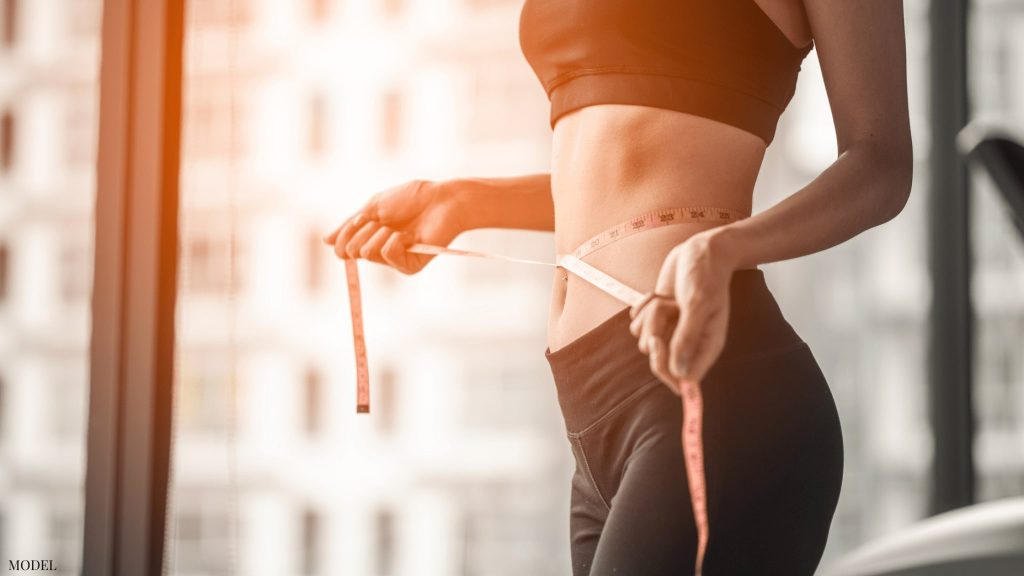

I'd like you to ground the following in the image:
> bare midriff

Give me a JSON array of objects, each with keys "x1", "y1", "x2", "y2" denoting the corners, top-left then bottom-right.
[{"x1": 547, "y1": 104, "x2": 768, "y2": 352}]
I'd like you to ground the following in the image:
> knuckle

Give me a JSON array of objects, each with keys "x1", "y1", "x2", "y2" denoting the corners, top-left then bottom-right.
[{"x1": 685, "y1": 294, "x2": 703, "y2": 312}]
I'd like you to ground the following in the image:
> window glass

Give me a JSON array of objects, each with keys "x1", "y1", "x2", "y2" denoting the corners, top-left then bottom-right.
[
  {"x1": 168, "y1": 2, "x2": 564, "y2": 574},
  {"x1": 0, "y1": 1, "x2": 101, "y2": 573},
  {"x1": 969, "y1": 0, "x2": 1024, "y2": 502}
]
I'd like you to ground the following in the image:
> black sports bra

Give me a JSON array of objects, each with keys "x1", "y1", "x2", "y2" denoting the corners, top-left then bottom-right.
[{"x1": 519, "y1": 0, "x2": 813, "y2": 145}]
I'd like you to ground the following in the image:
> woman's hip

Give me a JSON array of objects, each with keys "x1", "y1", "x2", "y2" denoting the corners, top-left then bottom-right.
[{"x1": 543, "y1": 268, "x2": 828, "y2": 433}]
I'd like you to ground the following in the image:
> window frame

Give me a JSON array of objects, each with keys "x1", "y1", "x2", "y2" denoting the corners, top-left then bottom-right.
[{"x1": 82, "y1": 0, "x2": 185, "y2": 575}]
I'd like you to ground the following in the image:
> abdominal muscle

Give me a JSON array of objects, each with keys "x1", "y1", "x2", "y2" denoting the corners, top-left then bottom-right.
[{"x1": 547, "y1": 104, "x2": 768, "y2": 352}]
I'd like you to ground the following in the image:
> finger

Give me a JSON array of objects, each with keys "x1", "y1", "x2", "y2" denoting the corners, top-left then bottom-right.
[
  {"x1": 362, "y1": 193, "x2": 382, "y2": 222},
  {"x1": 345, "y1": 221, "x2": 381, "y2": 260},
  {"x1": 630, "y1": 291, "x2": 658, "y2": 320},
  {"x1": 629, "y1": 304, "x2": 645, "y2": 337},
  {"x1": 668, "y1": 301, "x2": 712, "y2": 380},
  {"x1": 654, "y1": 248, "x2": 680, "y2": 298},
  {"x1": 649, "y1": 337, "x2": 681, "y2": 395},
  {"x1": 381, "y1": 231, "x2": 412, "y2": 272},
  {"x1": 325, "y1": 211, "x2": 365, "y2": 245},
  {"x1": 636, "y1": 298, "x2": 677, "y2": 354},
  {"x1": 331, "y1": 213, "x2": 368, "y2": 258},
  {"x1": 323, "y1": 222, "x2": 344, "y2": 245},
  {"x1": 630, "y1": 295, "x2": 661, "y2": 337},
  {"x1": 682, "y1": 309, "x2": 729, "y2": 383},
  {"x1": 383, "y1": 231, "x2": 431, "y2": 274},
  {"x1": 360, "y1": 226, "x2": 393, "y2": 264},
  {"x1": 636, "y1": 302, "x2": 658, "y2": 354}
]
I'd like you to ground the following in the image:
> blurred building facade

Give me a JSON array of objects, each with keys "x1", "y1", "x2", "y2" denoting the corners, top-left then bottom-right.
[
  {"x1": 0, "y1": 1, "x2": 1021, "y2": 575},
  {"x1": 0, "y1": 0, "x2": 101, "y2": 573}
]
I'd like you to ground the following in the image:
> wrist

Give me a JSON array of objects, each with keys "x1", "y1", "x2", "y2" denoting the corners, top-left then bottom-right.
[
  {"x1": 703, "y1": 223, "x2": 747, "y2": 272},
  {"x1": 435, "y1": 178, "x2": 477, "y2": 233}
]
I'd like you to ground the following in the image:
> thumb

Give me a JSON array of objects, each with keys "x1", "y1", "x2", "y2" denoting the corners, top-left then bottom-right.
[{"x1": 654, "y1": 248, "x2": 679, "y2": 297}]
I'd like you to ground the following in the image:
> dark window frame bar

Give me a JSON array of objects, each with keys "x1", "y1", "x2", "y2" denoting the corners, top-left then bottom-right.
[
  {"x1": 928, "y1": 0, "x2": 975, "y2": 514},
  {"x1": 82, "y1": 0, "x2": 185, "y2": 575}
]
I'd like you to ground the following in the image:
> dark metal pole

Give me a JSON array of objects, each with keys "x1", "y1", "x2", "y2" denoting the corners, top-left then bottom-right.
[
  {"x1": 927, "y1": 0, "x2": 974, "y2": 514},
  {"x1": 83, "y1": 0, "x2": 185, "y2": 574}
]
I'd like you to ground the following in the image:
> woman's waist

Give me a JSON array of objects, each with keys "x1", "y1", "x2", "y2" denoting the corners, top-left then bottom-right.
[
  {"x1": 546, "y1": 269, "x2": 808, "y2": 432},
  {"x1": 550, "y1": 180, "x2": 755, "y2": 257},
  {"x1": 545, "y1": 219, "x2": 755, "y2": 353}
]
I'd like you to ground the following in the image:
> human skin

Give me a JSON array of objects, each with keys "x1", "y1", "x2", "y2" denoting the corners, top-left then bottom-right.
[{"x1": 325, "y1": 0, "x2": 913, "y2": 395}]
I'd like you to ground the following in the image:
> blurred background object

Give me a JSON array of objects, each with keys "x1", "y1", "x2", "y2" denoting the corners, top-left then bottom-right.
[
  {"x1": 822, "y1": 497, "x2": 1024, "y2": 575},
  {"x1": 960, "y1": 123, "x2": 1024, "y2": 241},
  {"x1": 0, "y1": 1, "x2": 1022, "y2": 575}
]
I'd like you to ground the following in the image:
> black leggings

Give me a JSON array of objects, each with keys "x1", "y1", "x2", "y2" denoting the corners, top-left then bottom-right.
[{"x1": 544, "y1": 269, "x2": 844, "y2": 576}]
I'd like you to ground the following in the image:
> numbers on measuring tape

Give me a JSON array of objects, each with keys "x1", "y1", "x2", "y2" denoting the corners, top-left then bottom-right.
[
  {"x1": 571, "y1": 206, "x2": 746, "y2": 260},
  {"x1": 345, "y1": 259, "x2": 370, "y2": 414},
  {"x1": 681, "y1": 379, "x2": 709, "y2": 575}
]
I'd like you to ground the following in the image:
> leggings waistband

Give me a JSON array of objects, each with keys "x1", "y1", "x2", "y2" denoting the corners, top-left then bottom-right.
[{"x1": 544, "y1": 269, "x2": 804, "y2": 433}]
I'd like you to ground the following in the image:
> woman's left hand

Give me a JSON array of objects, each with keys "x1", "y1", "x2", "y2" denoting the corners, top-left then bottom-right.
[{"x1": 628, "y1": 230, "x2": 737, "y2": 395}]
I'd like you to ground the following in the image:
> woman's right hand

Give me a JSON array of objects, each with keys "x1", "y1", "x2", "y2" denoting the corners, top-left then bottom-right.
[{"x1": 323, "y1": 179, "x2": 467, "y2": 275}]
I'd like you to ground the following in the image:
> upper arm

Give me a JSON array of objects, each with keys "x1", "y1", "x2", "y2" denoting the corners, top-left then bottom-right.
[{"x1": 803, "y1": 0, "x2": 912, "y2": 159}]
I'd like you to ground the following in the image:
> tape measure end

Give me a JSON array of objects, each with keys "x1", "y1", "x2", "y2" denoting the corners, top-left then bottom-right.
[{"x1": 356, "y1": 405, "x2": 370, "y2": 414}]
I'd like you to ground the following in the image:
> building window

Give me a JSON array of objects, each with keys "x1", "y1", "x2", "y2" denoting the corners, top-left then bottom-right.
[
  {"x1": 0, "y1": 241, "x2": 9, "y2": 303},
  {"x1": 462, "y1": 356, "x2": 548, "y2": 432},
  {"x1": 66, "y1": 0, "x2": 102, "y2": 40},
  {"x1": 0, "y1": 508, "x2": 6, "y2": 564},
  {"x1": 52, "y1": 363, "x2": 87, "y2": 442},
  {"x1": 464, "y1": 0, "x2": 517, "y2": 9},
  {"x1": 173, "y1": 500, "x2": 232, "y2": 574},
  {"x1": 1, "y1": 0, "x2": 16, "y2": 49},
  {"x1": 183, "y1": 76, "x2": 245, "y2": 159},
  {"x1": 307, "y1": 228, "x2": 325, "y2": 294},
  {"x1": 190, "y1": 0, "x2": 251, "y2": 28},
  {"x1": 308, "y1": 0, "x2": 331, "y2": 23},
  {"x1": 467, "y1": 66, "x2": 544, "y2": 143},
  {"x1": 1, "y1": 110, "x2": 14, "y2": 173},
  {"x1": 65, "y1": 86, "x2": 99, "y2": 168},
  {"x1": 375, "y1": 509, "x2": 395, "y2": 576},
  {"x1": 300, "y1": 508, "x2": 322, "y2": 575},
  {"x1": 303, "y1": 367, "x2": 322, "y2": 437},
  {"x1": 308, "y1": 92, "x2": 328, "y2": 158},
  {"x1": 382, "y1": 0, "x2": 404, "y2": 19},
  {"x1": 59, "y1": 225, "x2": 92, "y2": 305},
  {"x1": 176, "y1": 355, "x2": 234, "y2": 436},
  {"x1": 181, "y1": 224, "x2": 242, "y2": 296},
  {"x1": 376, "y1": 366, "x2": 396, "y2": 434},
  {"x1": 379, "y1": 90, "x2": 403, "y2": 155},
  {"x1": 49, "y1": 507, "x2": 83, "y2": 574},
  {"x1": 458, "y1": 483, "x2": 555, "y2": 575},
  {"x1": 0, "y1": 372, "x2": 6, "y2": 442}
]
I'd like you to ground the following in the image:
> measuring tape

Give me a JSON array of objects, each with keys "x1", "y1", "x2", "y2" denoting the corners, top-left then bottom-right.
[{"x1": 342, "y1": 205, "x2": 746, "y2": 574}]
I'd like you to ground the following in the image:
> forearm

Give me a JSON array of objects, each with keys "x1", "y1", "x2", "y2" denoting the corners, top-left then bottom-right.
[
  {"x1": 710, "y1": 142, "x2": 913, "y2": 270},
  {"x1": 443, "y1": 173, "x2": 554, "y2": 233}
]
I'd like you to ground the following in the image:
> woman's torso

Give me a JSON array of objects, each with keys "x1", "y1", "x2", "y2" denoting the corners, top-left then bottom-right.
[
  {"x1": 546, "y1": 105, "x2": 765, "y2": 351},
  {"x1": 542, "y1": 0, "x2": 813, "y2": 352}
]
